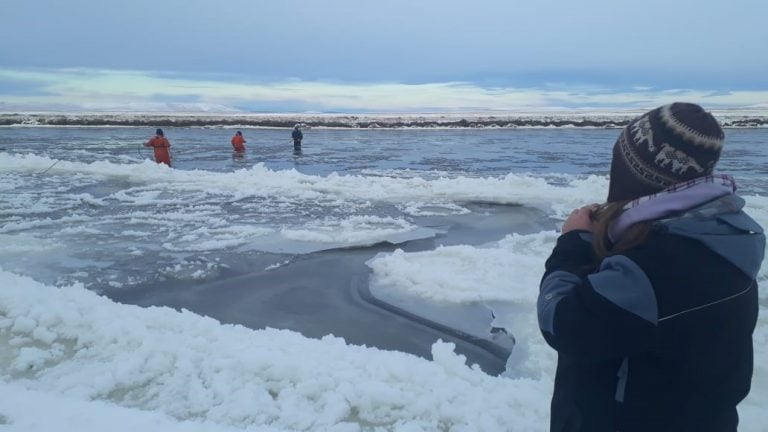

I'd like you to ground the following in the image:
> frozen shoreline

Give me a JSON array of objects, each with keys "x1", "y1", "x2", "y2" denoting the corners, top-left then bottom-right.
[{"x1": 2, "y1": 109, "x2": 767, "y2": 129}]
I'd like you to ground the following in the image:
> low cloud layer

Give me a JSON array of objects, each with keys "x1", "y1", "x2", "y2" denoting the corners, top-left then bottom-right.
[{"x1": 1, "y1": 68, "x2": 767, "y2": 113}]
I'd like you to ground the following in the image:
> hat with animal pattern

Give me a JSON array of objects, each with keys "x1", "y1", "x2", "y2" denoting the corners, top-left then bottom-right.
[{"x1": 607, "y1": 102, "x2": 725, "y2": 202}]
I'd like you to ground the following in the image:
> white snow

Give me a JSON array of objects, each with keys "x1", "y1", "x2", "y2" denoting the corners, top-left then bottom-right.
[
  {"x1": 2, "y1": 193, "x2": 767, "y2": 431},
  {"x1": 1, "y1": 148, "x2": 767, "y2": 431},
  {"x1": 0, "y1": 268, "x2": 551, "y2": 432}
]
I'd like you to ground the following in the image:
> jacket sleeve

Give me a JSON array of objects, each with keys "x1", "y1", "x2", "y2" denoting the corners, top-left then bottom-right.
[{"x1": 537, "y1": 230, "x2": 658, "y2": 360}]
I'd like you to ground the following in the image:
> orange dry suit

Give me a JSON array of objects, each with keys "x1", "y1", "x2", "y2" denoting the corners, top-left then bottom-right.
[
  {"x1": 231, "y1": 134, "x2": 246, "y2": 152},
  {"x1": 145, "y1": 135, "x2": 172, "y2": 166}
]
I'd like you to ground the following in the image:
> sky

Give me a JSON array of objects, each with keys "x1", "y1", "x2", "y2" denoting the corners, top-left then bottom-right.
[{"x1": 1, "y1": 0, "x2": 767, "y2": 112}]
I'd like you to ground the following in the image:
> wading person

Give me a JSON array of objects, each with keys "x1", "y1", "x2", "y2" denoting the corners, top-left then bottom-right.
[
  {"x1": 537, "y1": 102, "x2": 765, "y2": 432},
  {"x1": 231, "y1": 130, "x2": 246, "y2": 153},
  {"x1": 144, "y1": 128, "x2": 172, "y2": 166},
  {"x1": 291, "y1": 124, "x2": 303, "y2": 153}
]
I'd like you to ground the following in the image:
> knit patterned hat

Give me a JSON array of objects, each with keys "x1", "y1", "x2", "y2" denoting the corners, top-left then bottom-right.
[{"x1": 607, "y1": 102, "x2": 725, "y2": 202}]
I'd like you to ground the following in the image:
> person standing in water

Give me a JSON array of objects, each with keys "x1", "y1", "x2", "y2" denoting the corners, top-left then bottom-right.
[
  {"x1": 537, "y1": 102, "x2": 764, "y2": 431},
  {"x1": 291, "y1": 124, "x2": 303, "y2": 153},
  {"x1": 231, "y1": 130, "x2": 246, "y2": 153},
  {"x1": 144, "y1": 128, "x2": 171, "y2": 166}
]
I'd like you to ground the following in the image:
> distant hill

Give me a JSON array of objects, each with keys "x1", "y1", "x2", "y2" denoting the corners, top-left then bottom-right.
[{"x1": 1, "y1": 110, "x2": 766, "y2": 128}]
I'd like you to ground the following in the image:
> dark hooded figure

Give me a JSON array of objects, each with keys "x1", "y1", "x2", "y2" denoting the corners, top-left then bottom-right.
[
  {"x1": 538, "y1": 102, "x2": 765, "y2": 432},
  {"x1": 291, "y1": 124, "x2": 303, "y2": 153}
]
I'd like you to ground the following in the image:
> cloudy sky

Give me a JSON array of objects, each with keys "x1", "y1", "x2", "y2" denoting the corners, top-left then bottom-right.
[{"x1": 1, "y1": 0, "x2": 766, "y2": 112}]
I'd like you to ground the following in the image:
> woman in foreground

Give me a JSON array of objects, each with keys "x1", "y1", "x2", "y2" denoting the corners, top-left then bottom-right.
[{"x1": 538, "y1": 102, "x2": 765, "y2": 431}]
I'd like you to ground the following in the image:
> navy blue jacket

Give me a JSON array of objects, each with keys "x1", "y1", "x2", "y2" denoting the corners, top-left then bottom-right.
[
  {"x1": 292, "y1": 129, "x2": 303, "y2": 141},
  {"x1": 538, "y1": 195, "x2": 764, "y2": 432}
]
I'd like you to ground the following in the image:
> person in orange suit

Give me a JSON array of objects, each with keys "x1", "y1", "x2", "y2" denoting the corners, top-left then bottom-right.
[
  {"x1": 144, "y1": 128, "x2": 172, "y2": 166},
  {"x1": 231, "y1": 130, "x2": 246, "y2": 153}
]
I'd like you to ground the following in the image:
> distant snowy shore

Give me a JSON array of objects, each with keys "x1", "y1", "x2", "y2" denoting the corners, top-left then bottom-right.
[{"x1": 2, "y1": 109, "x2": 767, "y2": 129}]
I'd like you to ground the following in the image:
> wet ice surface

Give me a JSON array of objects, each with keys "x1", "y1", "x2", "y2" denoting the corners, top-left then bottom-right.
[
  {"x1": 103, "y1": 203, "x2": 550, "y2": 375},
  {"x1": 2, "y1": 126, "x2": 768, "y2": 431}
]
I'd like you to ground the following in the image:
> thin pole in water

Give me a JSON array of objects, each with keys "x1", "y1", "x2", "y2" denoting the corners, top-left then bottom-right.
[{"x1": 38, "y1": 160, "x2": 60, "y2": 174}]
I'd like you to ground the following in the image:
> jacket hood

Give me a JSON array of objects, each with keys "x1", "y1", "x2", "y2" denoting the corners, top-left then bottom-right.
[{"x1": 660, "y1": 195, "x2": 765, "y2": 278}]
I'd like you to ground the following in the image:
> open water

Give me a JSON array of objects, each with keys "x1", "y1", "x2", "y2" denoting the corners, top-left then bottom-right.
[{"x1": 1, "y1": 126, "x2": 767, "y2": 368}]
